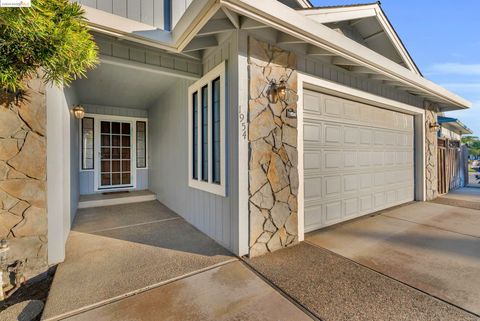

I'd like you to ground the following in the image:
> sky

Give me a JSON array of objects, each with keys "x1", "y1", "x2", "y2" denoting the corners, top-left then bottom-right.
[{"x1": 310, "y1": 0, "x2": 480, "y2": 136}]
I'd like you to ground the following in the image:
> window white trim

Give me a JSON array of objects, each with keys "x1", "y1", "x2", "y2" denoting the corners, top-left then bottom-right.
[{"x1": 188, "y1": 61, "x2": 226, "y2": 196}]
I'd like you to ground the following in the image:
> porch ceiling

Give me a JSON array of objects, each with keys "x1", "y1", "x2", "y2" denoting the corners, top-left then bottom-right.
[{"x1": 74, "y1": 59, "x2": 182, "y2": 109}]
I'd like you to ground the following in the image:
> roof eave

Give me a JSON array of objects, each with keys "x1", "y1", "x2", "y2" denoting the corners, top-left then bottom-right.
[{"x1": 221, "y1": 0, "x2": 471, "y2": 110}]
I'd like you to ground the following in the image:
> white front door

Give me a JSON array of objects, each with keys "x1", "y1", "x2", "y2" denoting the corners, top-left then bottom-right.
[
  {"x1": 98, "y1": 120, "x2": 133, "y2": 189},
  {"x1": 303, "y1": 90, "x2": 415, "y2": 232}
]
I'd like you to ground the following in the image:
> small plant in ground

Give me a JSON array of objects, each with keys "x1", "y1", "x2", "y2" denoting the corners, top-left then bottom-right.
[{"x1": 0, "y1": 0, "x2": 98, "y2": 94}]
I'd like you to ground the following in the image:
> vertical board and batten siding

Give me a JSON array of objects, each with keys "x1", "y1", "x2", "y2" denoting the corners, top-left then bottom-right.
[
  {"x1": 74, "y1": 0, "x2": 166, "y2": 29},
  {"x1": 149, "y1": 33, "x2": 240, "y2": 253},
  {"x1": 171, "y1": 0, "x2": 194, "y2": 29},
  {"x1": 94, "y1": 33, "x2": 203, "y2": 77},
  {"x1": 79, "y1": 105, "x2": 149, "y2": 195}
]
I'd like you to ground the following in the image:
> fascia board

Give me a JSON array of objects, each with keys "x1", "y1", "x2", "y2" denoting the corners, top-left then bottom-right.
[
  {"x1": 300, "y1": 7, "x2": 377, "y2": 24},
  {"x1": 221, "y1": 0, "x2": 471, "y2": 109},
  {"x1": 83, "y1": 6, "x2": 175, "y2": 51}
]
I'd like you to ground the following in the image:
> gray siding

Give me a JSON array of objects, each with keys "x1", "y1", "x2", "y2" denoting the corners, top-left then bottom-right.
[
  {"x1": 171, "y1": 0, "x2": 193, "y2": 29},
  {"x1": 298, "y1": 55, "x2": 424, "y2": 108},
  {"x1": 245, "y1": 31, "x2": 424, "y2": 108},
  {"x1": 84, "y1": 104, "x2": 148, "y2": 118},
  {"x1": 148, "y1": 32, "x2": 240, "y2": 254},
  {"x1": 75, "y1": 0, "x2": 166, "y2": 29},
  {"x1": 95, "y1": 33, "x2": 202, "y2": 77}
]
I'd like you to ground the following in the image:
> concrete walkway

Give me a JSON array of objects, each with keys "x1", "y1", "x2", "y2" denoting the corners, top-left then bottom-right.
[
  {"x1": 42, "y1": 201, "x2": 236, "y2": 320},
  {"x1": 432, "y1": 187, "x2": 480, "y2": 210},
  {"x1": 42, "y1": 200, "x2": 312, "y2": 321},
  {"x1": 62, "y1": 261, "x2": 312, "y2": 321},
  {"x1": 306, "y1": 202, "x2": 480, "y2": 317}
]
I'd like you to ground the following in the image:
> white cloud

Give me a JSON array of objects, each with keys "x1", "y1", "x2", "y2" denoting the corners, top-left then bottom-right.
[{"x1": 428, "y1": 63, "x2": 480, "y2": 75}]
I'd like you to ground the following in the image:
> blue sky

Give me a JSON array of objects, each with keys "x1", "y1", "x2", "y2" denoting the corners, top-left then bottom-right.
[{"x1": 310, "y1": 0, "x2": 480, "y2": 136}]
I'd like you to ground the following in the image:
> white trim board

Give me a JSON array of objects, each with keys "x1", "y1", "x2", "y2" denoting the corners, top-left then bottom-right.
[
  {"x1": 296, "y1": 72, "x2": 426, "y2": 241},
  {"x1": 187, "y1": 61, "x2": 227, "y2": 197}
]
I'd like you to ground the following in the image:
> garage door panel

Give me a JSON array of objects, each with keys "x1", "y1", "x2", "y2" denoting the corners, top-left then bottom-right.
[
  {"x1": 304, "y1": 90, "x2": 414, "y2": 232},
  {"x1": 324, "y1": 125, "x2": 343, "y2": 144},
  {"x1": 304, "y1": 123, "x2": 321, "y2": 142}
]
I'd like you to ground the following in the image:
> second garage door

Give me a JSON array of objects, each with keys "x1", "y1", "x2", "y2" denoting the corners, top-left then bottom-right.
[{"x1": 303, "y1": 90, "x2": 414, "y2": 232}]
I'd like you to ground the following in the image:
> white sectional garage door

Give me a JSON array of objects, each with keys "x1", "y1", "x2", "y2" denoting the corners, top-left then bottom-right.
[{"x1": 303, "y1": 90, "x2": 414, "y2": 232}]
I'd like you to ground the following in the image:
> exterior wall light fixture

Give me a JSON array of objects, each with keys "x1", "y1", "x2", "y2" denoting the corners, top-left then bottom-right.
[
  {"x1": 267, "y1": 78, "x2": 290, "y2": 104},
  {"x1": 267, "y1": 80, "x2": 279, "y2": 104},
  {"x1": 429, "y1": 121, "x2": 441, "y2": 132},
  {"x1": 72, "y1": 105, "x2": 85, "y2": 119}
]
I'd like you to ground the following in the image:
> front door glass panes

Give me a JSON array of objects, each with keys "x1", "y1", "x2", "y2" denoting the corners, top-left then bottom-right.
[{"x1": 100, "y1": 121, "x2": 131, "y2": 187}]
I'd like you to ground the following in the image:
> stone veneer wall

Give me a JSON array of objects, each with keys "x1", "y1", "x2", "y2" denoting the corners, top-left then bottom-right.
[
  {"x1": 424, "y1": 102, "x2": 438, "y2": 201},
  {"x1": 248, "y1": 37, "x2": 299, "y2": 257},
  {"x1": 0, "y1": 73, "x2": 48, "y2": 284}
]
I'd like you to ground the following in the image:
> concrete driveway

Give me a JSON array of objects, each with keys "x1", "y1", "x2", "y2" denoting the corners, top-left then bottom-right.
[{"x1": 307, "y1": 201, "x2": 480, "y2": 316}]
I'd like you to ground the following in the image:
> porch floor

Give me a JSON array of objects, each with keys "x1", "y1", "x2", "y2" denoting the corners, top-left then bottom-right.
[{"x1": 42, "y1": 201, "x2": 235, "y2": 320}]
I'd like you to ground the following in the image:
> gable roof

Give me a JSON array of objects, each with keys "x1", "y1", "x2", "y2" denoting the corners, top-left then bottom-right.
[
  {"x1": 81, "y1": 0, "x2": 470, "y2": 111},
  {"x1": 297, "y1": 2, "x2": 421, "y2": 75}
]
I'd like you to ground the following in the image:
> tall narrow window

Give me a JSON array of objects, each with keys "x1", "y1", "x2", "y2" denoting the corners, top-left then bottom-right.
[
  {"x1": 212, "y1": 77, "x2": 221, "y2": 184},
  {"x1": 81, "y1": 117, "x2": 94, "y2": 170},
  {"x1": 136, "y1": 121, "x2": 147, "y2": 168},
  {"x1": 192, "y1": 92, "x2": 198, "y2": 180},
  {"x1": 188, "y1": 61, "x2": 226, "y2": 196},
  {"x1": 201, "y1": 85, "x2": 208, "y2": 182}
]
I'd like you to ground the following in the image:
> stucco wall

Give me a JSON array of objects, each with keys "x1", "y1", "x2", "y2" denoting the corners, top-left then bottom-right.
[
  {"x1": 248, "y1": 37, "x2": 299, "y2": 257},
  {"x1": 0, "y1": 73, "x2": 48, "y2": 285}
]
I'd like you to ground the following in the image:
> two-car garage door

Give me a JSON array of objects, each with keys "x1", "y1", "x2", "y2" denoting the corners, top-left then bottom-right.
[{"x1": 303, "y1": 90, "x2": 415, "y2": 232}]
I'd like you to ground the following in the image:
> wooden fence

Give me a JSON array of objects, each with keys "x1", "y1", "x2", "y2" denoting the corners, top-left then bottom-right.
[{"x1": 437, "y1": 138, "x2": 468, "y2": 194}]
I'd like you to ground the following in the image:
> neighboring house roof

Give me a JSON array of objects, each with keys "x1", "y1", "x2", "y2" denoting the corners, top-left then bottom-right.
[
  {"x1": 438, "y1": 116, "x2": 473, "y2": 135},
  {"x1": 297, "y1": 2, "x2": 421, "y2": 75},
  {"x1": 81, "y1": 0, "x2": 470, "y2": 111}
]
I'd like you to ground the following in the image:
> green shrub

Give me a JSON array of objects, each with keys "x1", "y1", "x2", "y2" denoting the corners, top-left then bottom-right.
[{"x1": 0, "y1": 0, "x2": 98, "y2": 92}]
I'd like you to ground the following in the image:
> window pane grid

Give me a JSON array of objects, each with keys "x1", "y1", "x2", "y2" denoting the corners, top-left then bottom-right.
[
  {"x1": 100, "y1": 121, "x2": 131, "y2": 187},
  {"x1": 82, "y1": 117, "x2": 94, "y2": 170},
  {"x1": 192, "y1": 92, "x2": 198, "y2": 180},
  {"x1": 212, "y1": 77, "x2": 221, "y2": 184},
  {"x1": 201, "y1": 85, "x2": 209, "y2": 182},
  {"x1": 136, "y1": 121, "x2": 147, "y2": 168}
]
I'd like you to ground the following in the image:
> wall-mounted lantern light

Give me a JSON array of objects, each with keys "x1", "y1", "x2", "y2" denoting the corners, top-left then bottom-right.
[
  {"x1": 267, "y1": 78, "x2": 291, "y2": 104},
  {"x1": 72, "y1": 105, "x2": 85, "y2": 119},
  {"x1": 267, "y1": 80, "x2": 279, "y2": 104},
  {"x1": 429, "y1": 121, "x2": 441, "y2": 132},
  {"x1": 277, "y1": 79, "x2": 288, "y2": 102}
]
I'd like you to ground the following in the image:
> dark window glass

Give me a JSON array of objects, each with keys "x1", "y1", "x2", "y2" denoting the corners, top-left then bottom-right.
[
  {"x1": 192, "y1": 92, "x2": 198, "y2": 180},
  {"x1": 212, "y1": 77, "x2": 221, "y2": 184},
  {"x1": 136, "y1": 121, "x2": 147, "y2": 168},
  {"x1": 81, "y1": 117, "x2": 94, "y2": 170},
  {"x1": 201, "y1": 86, "x2": 209, "y2": 182}
]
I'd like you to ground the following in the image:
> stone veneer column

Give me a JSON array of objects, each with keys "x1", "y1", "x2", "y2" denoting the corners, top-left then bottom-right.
[
  {"x1": 0, "y1": 72, "x2": 48, "y2": 285},
  {"x1": 424, "y1": 101, "x2": 438, "y2": 201},
  {"x1": 248, "y1": 37, "x2": 299, "y2": 257}
]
